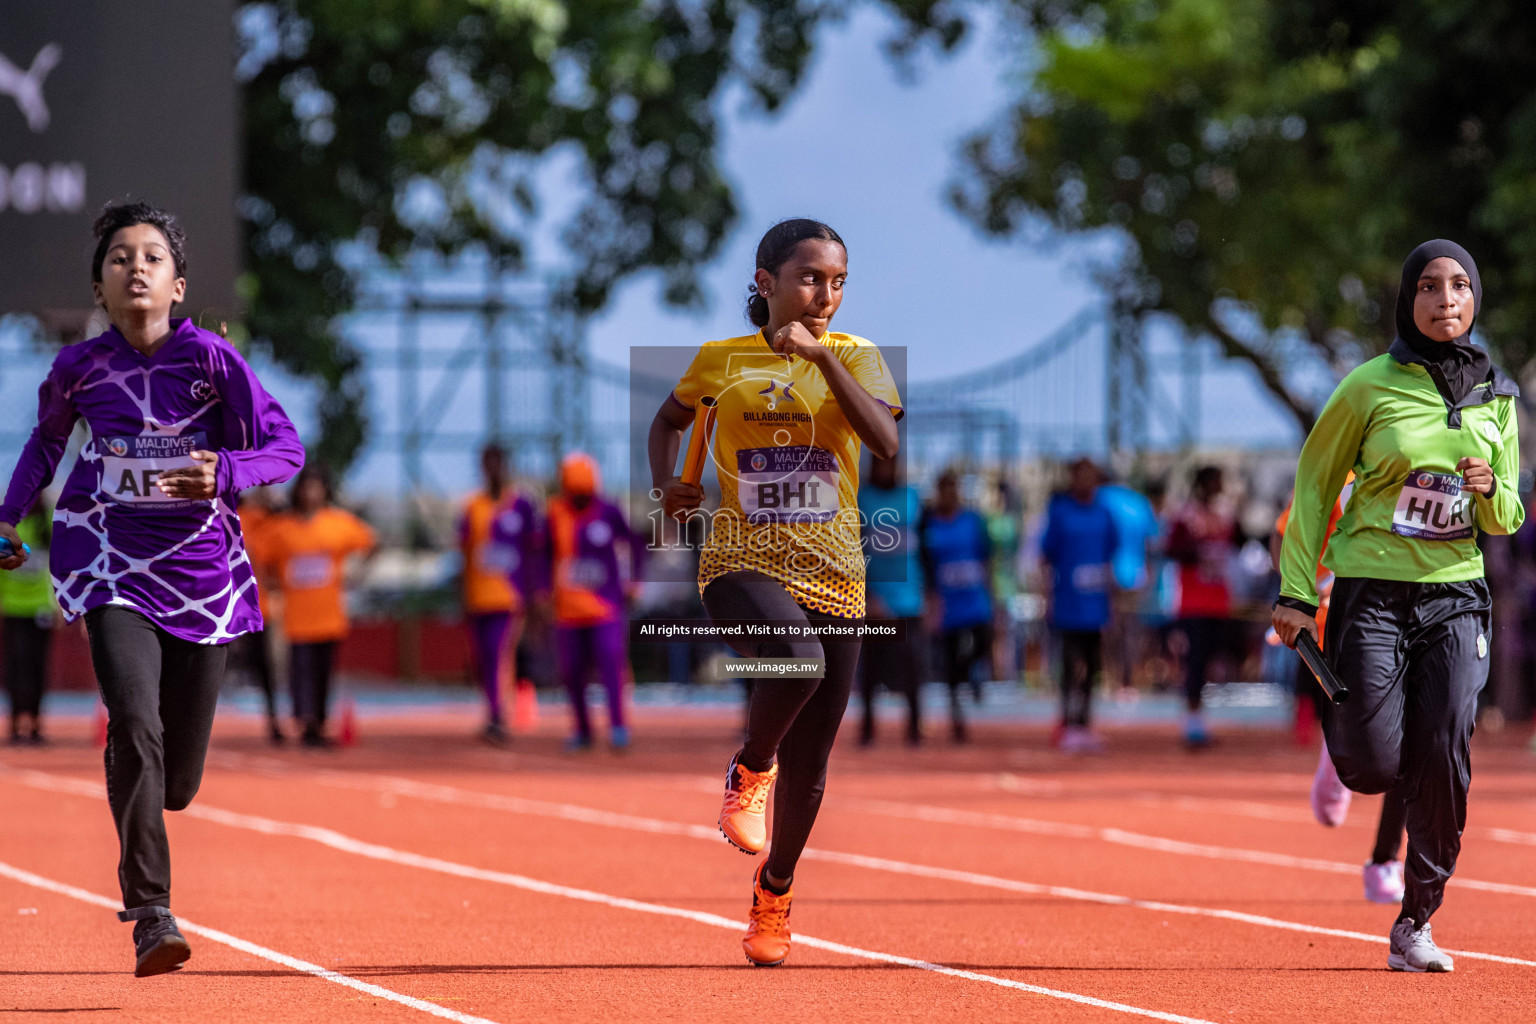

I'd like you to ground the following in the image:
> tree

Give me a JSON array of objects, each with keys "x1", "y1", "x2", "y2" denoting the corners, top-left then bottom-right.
[
  {"x1": 886, "y1": 0, "x2": 1536, "y2": 430},
  {"x1": 238, "y1": 0, "x2": 833, "y2": 469}
]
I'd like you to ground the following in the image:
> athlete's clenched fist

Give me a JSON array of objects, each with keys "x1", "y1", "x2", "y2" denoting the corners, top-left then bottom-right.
[
  {"x1": 770, "y1": 322, "x2": 826, "y2": 363},
  {"x1": 156, "y1": 450, "x2": 220, "y2": 499},
  {"x1": 1457, "y1": 456, "x2": 1495, "y2": 495},
  {"x1": 659, "y1": 476, "x2": 705, "y2": 523}
]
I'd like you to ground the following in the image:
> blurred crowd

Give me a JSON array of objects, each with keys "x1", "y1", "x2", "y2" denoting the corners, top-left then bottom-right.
[{"x1": 8, "y1": 443, "x2": 1536, "y2": 752}]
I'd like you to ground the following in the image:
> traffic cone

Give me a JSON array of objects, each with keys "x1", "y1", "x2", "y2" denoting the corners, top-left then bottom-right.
[
  {"x1": 513, "y1": 678, "x2": 539, "y2": 734},
  {"x1": 337, "y1": 696, "x2": 358, "y2": 747},
  {"x1": 93, "y1": 702, "x2": 108, "y2": 747}
]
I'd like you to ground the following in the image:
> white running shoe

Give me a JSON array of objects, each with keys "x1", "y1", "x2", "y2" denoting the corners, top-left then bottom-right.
[
  {"x1": 1388, "y1": 918, "x2": 1454, "y2": 972},
  {"x1": 1363, "y1": 860, "x2": 1405, "y2": 904},
  {"x1": 1059, "y1": 726, "x2": 1105, "y2": 755},
  {"x1": 1310, "y1": 744, "x2": 1352, "y2": 827}
]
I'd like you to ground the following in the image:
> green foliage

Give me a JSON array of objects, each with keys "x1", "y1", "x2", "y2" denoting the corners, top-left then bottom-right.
[
  {"x1": 890, "y1": 0, "x2": 1536, "y2": 427},
  {"x1": 239, "y1": 0, "x2": 833, "y2": 469}
]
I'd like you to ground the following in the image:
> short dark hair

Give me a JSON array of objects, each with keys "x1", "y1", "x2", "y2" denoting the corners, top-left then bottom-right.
[
  {"x1": 746, "y1": 218, "x2": 846, "y2": 328},
  {"x1": 290, "y1": 462, "x2": 333, "y2": 506},
  {"x1": 1193, "y1": 465, "x2": 1223, "y2": 491},
  {"x1": 92, "y1": 201, "x2": 188, "y2": 283}
]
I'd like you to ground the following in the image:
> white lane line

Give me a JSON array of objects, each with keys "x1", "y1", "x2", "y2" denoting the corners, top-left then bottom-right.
[
  {"x1": 845, "y1": 798, "x2": 1536, "y2": 899},
  {"x1": 0, "y1": 769, "x2": 1216, "y2": 1024},
  {"x1": 0, "y1": 860, "x2": 503, "y2": 1024},
  {"x1": 136, "y1": 764, "x2": 1536, "y2": 969},
  {"x1": 993, "y1": 773, "x2": 1536, "y2": 848}
]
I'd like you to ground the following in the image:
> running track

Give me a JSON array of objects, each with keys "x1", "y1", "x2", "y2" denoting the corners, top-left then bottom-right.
[{"x1": 1, "y1": 708, "x2": 1533, "y2": 1022}]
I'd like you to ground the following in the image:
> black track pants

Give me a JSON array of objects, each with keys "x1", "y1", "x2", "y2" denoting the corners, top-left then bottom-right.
[
  {"x1": 85, "y1": 606, "x2": 226, "y2": 912},
  {"x1": 1321, "y1": 577, "x2": 1490, "y2": 924},
  {"x1": 702, "y1": 570, "x2": 862, "y2": 882},
  {"x1": 1057, "y1": 628, "x2": 1102, "y2": 728},
  {"x1": 3, "y1": 616, "x2": 51, "y2": 720}
]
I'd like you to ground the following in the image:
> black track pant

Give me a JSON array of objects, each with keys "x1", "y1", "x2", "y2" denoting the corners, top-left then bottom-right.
[
  {"x1": 939, "y1": 623, "x2": 991, "y2": 738},
  {"x1": 4, "y1": 616, "x2": 52, "y2": 721},
  {"x1": 858, "y1": 617, "x2": 923, "y2": 744},
  {"x1": 229, "y1": 630, "x2": 279, "y2": 722},
  {"x1": 1057, "y1": 628, "x2": 1102, "y2": 728},
  {"x1": 1322, "y1": 577, "x2": 1489, "y2": 924},
  {"x1": 85, "y1": 606, "x2": 226, "y2": 913},
  {"x1": 290, "y1": 641, "x2": 337, "y2": 733},
  {"x1": 1177, "y1": 616, "x2": 1224, "y2": 711},
  {"x1": 702, "y1": 570, "x2": 862, "y2": 882}
]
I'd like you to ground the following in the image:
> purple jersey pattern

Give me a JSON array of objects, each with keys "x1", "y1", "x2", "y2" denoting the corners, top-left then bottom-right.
[
  {"x1": 484, "y1": 492, "x2": 542, "y2": 598},
  {"x1": 0, "y1": 320, "x2": 305, "y2": 644}
]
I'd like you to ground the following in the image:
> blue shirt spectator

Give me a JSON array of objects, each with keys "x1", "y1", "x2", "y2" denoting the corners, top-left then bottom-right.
[
  {"x1": 1039, "y1": 469, "x2": 1120, "y2": 632},
  {"x1": 863, "y1": 479, "x2": 925, "y2": 619},
  {"x1": 920, "y1": 502, "x2": 994, "y2": 632},
  {"x1": 1097, "y1": 482, "x2": 1159, "y2": 591}
]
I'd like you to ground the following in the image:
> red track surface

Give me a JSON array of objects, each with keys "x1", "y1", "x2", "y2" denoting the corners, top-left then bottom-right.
[{"x1": 2, "y1": 708, "x2": 1534, "y2": 1023}]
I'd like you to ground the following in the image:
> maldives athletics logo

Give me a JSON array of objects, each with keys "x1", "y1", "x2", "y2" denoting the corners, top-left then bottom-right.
[{"x1": 106, "y1": 438, "x2": 129, "y2": 457}]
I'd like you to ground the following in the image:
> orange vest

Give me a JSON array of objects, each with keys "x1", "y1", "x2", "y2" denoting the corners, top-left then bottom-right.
[
  {"x1": 459, "y1": 491, "x2": 524, "y2": 615},
  {"x1": 263, "y1": 507, "x2": 376, "y2": 643}
]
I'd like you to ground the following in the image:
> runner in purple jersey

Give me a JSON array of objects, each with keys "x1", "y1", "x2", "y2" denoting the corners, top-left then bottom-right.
[{"x1": 0, "y1": 203, "x2": 304, "y2": 978}]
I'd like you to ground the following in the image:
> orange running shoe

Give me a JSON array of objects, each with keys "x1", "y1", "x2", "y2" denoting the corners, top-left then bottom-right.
[
  {"x1": 719, "y1": 755, "x2": 777, "y2": 854},
  {"x1": 742, "y1": 863, "x2": 793, "y2": 966}
]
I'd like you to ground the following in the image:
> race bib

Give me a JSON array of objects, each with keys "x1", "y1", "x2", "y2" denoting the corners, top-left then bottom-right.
[
  {"x1": 1393, "y1": 469, "x2": 1472, "y2": 541},
  {"x1": 99, "y1": 432, "x2": 207, "y2": 505},
  {"x1": 477, "y1": 541, "x2": 520, "y2": 575},
  {"x1": 936, "y1": 558, "x2": 987, "y2": 591},
  {"x1": 286, "y1": 554, "x2": 335, "y2": 590},
  {"x1": 565, "y1": 557, "x2": 609, "y2": 590},
  {"x1": 1070, "y1": 562, "x2": 1111, "y2": 594},
  {"x1": 737, "y1": 446, "x2": 840, "y2": 523}
]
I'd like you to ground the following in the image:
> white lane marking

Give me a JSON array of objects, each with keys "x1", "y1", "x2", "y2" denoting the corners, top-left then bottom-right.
[
  {"x1": 0, "y1": 860, "x2": 504, "y2": 1024},
  {"x1": 993, "y1": 773, "x2": 1536, "y2": 848},
  {"x1": 0, "y1": 770, "x2": 1216, "y2": 1024},
  {"x1": 119, "y1": 764, "x2": 1536, "y2": 970},
  {"x1": 845, "y1": 798, "x2": 1536, "y2": 899}
]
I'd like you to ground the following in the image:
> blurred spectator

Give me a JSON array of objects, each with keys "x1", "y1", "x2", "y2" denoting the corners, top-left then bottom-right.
[
  {"x1": 233, "y1": 488, "x2": 283, "y2": 744},
  {"x1": 263, "y1": 465, "x2": 378, "y2": 747},
  {"x1": 987, "y1": 476, "x2": 1023, "y2": 683},
  {"x1": 1039, "y1": 459, "x2": 1118, "y2": 753},
  {"x1": 919, "y1": 468, "x2": 994, "y2": 744},
  {"x1": 459, "y1": 443, "x2": 538, "y2": 744},
  {"x1": 858, "y1": 455, "x2": 925, "y2": 746},
  {"x1": 1098, "y1": 475, "x2": 1160, "y2": 693},
  {"x1": 543, "y1": 453, "x2": 642, "y2": 752},
  {"x1": 1, "y1": 505, "x2": 54, "y2": 745},
  {"x1": 1165, "y1": 465, "x2": 1239, "y2": 749}
]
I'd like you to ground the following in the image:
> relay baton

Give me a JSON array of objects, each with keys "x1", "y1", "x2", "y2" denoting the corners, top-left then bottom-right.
[
  {"x1": 680, "y1": 396, "x2": 717, "y2": 487},
  {"x1": 1296, "y1": 630, "x2": 1349, "y2": 705},
  {"x1": 0, "y1": 537, "x2": 31, "y2": 559}
]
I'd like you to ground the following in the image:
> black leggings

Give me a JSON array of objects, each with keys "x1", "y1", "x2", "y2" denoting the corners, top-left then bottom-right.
[
  {"x1": 4, "y1": 616, "x2": 52, "y2": 721},
  {"x1": 290, "y1": 641, "x2": 337, "y2": 733},
  {"x1": 229, "y1": 630, "x2": 279, "y2": 722},
  {"x1": 702, "y1": 570, "x2": 862, "y2": 882},
  {"x1": 84, "y1": 606, "x2": 227, "y2": 912},
  {"x1": 1058, "y1": 628, "x2": 1102, "y2": 727}
]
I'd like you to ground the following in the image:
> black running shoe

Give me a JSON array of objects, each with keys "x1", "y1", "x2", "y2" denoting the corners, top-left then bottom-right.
[{"x1": 121, "y1": 908, "x2": 191, "y2": 977}]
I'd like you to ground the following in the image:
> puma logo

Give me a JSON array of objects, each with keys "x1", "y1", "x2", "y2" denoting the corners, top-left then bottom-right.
[{"x1": 0, "y1": 43, "x2": 62, "y2": 133}]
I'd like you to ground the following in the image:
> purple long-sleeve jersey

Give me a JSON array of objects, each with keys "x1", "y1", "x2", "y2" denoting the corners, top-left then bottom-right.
[{"x1": 0, "y1": 320, "x2": 305, "y2": 643}]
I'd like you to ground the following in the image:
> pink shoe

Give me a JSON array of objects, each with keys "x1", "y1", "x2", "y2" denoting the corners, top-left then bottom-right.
[
  {"x1": 1363, "y1": 860, "x2": 1405, "y2": 904},
  {"x1": 1310, "y1": 744, "x2": 1352, "y2": 827},
  {"x1": 1059, "y1": 726, "x2": 1104, "y2": 755}
]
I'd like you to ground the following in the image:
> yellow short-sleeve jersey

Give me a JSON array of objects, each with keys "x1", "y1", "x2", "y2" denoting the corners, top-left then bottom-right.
[{"x1": 671, "y1": 331, "x2": 904, "y2": 618}]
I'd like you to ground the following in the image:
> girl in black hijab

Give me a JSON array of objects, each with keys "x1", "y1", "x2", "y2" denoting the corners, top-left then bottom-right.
[{"x1": 1272, "y1": 239, "x2": 1523, "y2": 972}]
